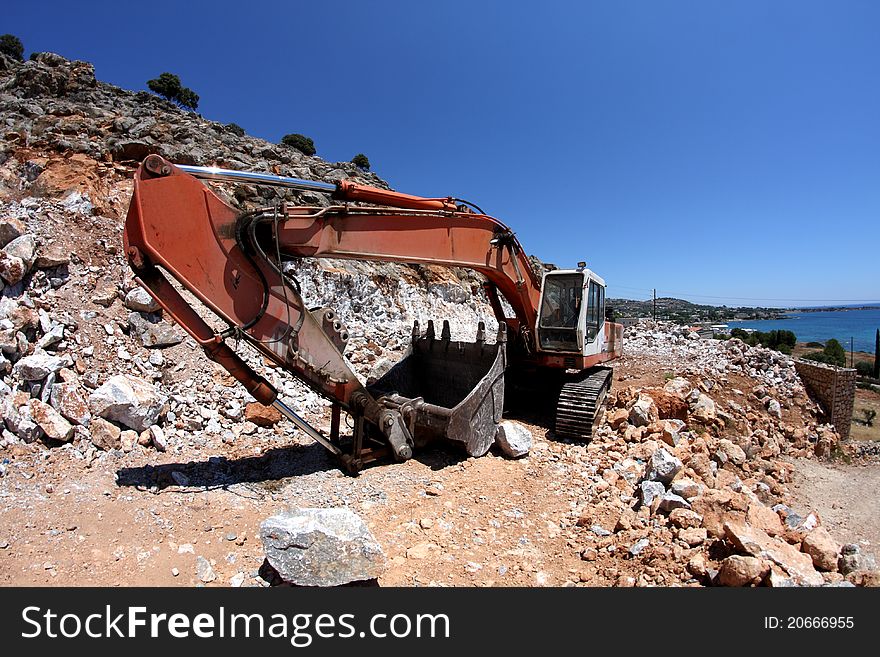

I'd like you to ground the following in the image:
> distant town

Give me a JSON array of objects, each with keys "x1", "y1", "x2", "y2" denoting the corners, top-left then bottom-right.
[{"x1": 607, "y1": 297, "x2": 784, "y2": 324}]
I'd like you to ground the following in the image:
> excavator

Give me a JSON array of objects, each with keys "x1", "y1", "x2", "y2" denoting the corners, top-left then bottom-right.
[{"x1": 123, "y1": 155, "x2": 623, "y2": 472}]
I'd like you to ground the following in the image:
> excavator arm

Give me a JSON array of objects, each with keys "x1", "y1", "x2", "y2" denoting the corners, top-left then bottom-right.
[{"x1": 124, "y1": 156, "x2": 544, "y2": 470}]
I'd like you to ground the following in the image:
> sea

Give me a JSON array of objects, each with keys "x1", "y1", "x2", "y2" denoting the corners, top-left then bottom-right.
[{"x1": 727, "y1": 307, "x2": 880, "y2": 353}]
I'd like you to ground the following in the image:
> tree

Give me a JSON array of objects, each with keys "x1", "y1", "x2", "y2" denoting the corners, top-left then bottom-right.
[
  {"x1": 0, "y1": 34, "x2": 24, "y2": 62},
  {"x1": 147, "y1": 72, "x2": 199, "y2": 111},
  {"x1": 281, "y1": 133, "x2": 316, "y2": 156},
  {"x1": 874, "y1": 328, "x2": 879, "y2": 379},
  {"x1": 803, "y1": 338, "x2": 846, "y2": 367},
  {"x1": 351, "y1": 153, "x2": 370, "y2": 170}
]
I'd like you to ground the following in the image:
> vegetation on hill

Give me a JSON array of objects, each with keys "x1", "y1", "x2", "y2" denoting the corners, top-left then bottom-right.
[
  {"x1": 147, "y1": 72, "x2": 199, "y2": 111},
  {"x1": 351, "y1": 153, "x2": 370, "y2": 170},
  {"x1": 280, "y1": 133, "x2": 316, "y2": 156},
  {"x1": 802, "y1": 338, "x2": 847, "y2": 367},
  {"x1": 0, "y1": 34, "x2": 24, "y2": 62},
  {"x1": 726, "y1": 328, "x2": 797, "y2": 354}
]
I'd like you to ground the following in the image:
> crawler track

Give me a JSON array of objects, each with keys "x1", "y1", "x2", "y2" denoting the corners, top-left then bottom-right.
[{"x1": 554, "y1": 368, "x2": 612, "y2": 440}]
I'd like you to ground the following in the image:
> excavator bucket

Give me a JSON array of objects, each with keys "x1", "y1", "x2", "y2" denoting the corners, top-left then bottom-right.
[{"x1": 367, "y1": 320, "x2": 507, "y2": 457}]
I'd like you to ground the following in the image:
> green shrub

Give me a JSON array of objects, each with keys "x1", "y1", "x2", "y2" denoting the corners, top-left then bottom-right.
[
  {"x1": 226, "y1": 122, "x2": 245, "y2": 137},
  {"x1": 281, "y1": 133, "x2": 316, "y2": 156},
  {"x1": 147, "y1": 72, "x2": 199, "y2": 111},
  {"x1": 856, "y1": 361, "x2": 875, "y2": 377},
  {"x1": 805, "y1": 341, "x2": 823, "y2": 348},
  {"x1": 803, "y1": 339, "x2": 846, "y2": 367},
  {"x1": 0, "y1": 34, "x2": 24, "y2": 62},
  {"x1": 351, "y1": 153, "x2": 370, "y2": 170},
  {"x1": 729, "y1": 327, "x2": 796, "y2": 353}
]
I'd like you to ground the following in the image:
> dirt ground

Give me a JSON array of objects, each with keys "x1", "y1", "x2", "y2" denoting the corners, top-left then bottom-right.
[
  {"x1": 1, "y1": 357, "x2": 878, "y2": 587},
  {"x1": 788, "y1": 458, "x2": 880, "y2": 553},
  {"x1": 851, "y1": 388, "x2": 880, "y2": 442}
]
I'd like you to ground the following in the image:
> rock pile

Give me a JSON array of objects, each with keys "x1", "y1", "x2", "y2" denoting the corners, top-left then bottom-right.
[{"x1": 565, "y1": 322, "x2": 877, "y2": 586}]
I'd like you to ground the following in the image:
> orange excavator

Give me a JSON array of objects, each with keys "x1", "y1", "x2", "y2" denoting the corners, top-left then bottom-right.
[{"x1": 124, "y1": 156, "x2": 622, "y2": 472}]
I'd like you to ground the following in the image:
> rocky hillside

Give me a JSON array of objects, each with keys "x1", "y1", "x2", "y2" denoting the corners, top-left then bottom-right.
[{"x1": 0, "y1": 52, "x2": 877, "y2": 588}]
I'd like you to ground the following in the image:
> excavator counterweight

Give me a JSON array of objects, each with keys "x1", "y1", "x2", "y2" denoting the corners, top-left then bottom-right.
[{"x1": 124, "y1": 157, "x2": 622, "y2": 471}]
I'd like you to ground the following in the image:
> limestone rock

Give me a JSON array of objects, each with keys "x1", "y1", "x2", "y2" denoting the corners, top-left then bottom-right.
[
  {"x1": 607, "y1": 407, "x2": 629, "y2": 430},
  {"x1": 746, "y1": 502, "x2": 784, "y2": 537},
  {"x1": 49, "y1": 382, "x2": 91, "y2": 425},
  {"x1": 88, "y1": 374, "x2": 166, "y2": 432},
  {"x1": 691, "y1": 393, "x2": 717, "y2": 423},
  {"x1": 89, "y1": 417, "x2": 121, "y2": 451},
  {"x1": 838, "y1": 544, "x2": 877, "y2": 575},
  {"x1": 127, "y1": 312, "x2": 185, "y2": 348},
  {"x1": 668, "y1": 508, "x2": 702, "y2": 529},
  {"x1": 0, "y1": 217, "x2": 26, "y2": 248},
  {"x1": 639, "y1": 480, "x2": 666, "y2": 508},
  {"x1": 13, "y1": 351, "x2": 68, "y2": 381},
  {"x1": 723, "y1": 520, "x2": 823, "y2": 586},
  {"x1": 664, "y1": 377, "x2": 692, "y2": 397},
  {"x1": 717, "y1": 555, "x2": 770, "y2": 587},
  {"x1": 717, "y1": 439, "x2": 746, "y2": 466},
  {"x1": 0, "y1": 251, "x2": 26, "y2": 285},
  {"x1": 801, "y1": 527, "x2": 841, "y2": 572},
  {"x1": 27, "y1": 399, "x2": 73, "y2": 441},
  {"x1": 629, "y1": 394, "x2": 657, "y2": 427},
  {"x1": 671, "y1": 477, "x2": 703, "y2": 500},
  {"x1": 33, "y1": 243, "x2": 70, "y2": 269},
  {"x1": 2, "y1": 234, "x2": 36, "y2": 268},
  {"x1": 244, "y1": 402, "x2": 282, "y2": 428},
  {"x1": 494, "y1": 420, "x2": 531, "y2": 458},
  {"x1": 644, "y1": 447, "x2": 682, "y2": 484},
  {"x1": 260, "y1": 508, "x2": 386, "y2": 586},
  {"x1": 124, "y1": 287, "x2": 160, "y2": 313},
  {"x1": 196, "y1": 556, "x2": 216, "y2": 583},
  {"x1": 658, "y1": 492, "x2": 691, "y2": 513}
]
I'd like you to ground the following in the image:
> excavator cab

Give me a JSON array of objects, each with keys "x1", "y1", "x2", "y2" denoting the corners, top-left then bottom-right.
[{"x1": 537, "y1": 268, "x2": 606, "y2": 357}]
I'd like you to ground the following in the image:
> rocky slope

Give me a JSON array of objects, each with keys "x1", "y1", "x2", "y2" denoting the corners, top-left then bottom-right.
[{"x1": 0, "y1": 51, "x2": 877, "y2": 587}]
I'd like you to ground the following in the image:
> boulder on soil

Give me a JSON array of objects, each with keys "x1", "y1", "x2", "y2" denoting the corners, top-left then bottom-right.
[
  {"x1": 494, "y1": 420, "x2": 531, "y2": 458},
  {"x1": 124, "y1": 287, "x2": 160, "y2": 313},
  {"x1": 88, "y1": 374, "x2": 166, "y2": 432},
  {"x1": 260, "y1": 508, "x2": 386, "y2": 586},
  {"x1": 245, "y1": 402, "x2": 282, "y2": 428}
]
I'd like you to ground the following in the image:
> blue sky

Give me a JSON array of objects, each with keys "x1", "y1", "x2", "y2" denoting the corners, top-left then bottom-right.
[{"x1": 6, "y1": 1, "x2": 880, "y2": 307}]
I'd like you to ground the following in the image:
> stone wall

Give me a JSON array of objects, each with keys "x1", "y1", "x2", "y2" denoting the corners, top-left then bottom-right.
[{"x1": 794, "y1": 360, "x2": 856, "y2": 440}]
